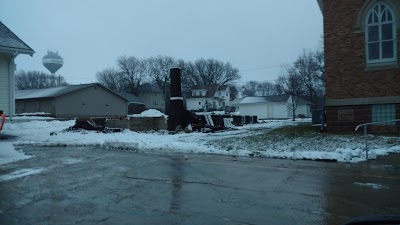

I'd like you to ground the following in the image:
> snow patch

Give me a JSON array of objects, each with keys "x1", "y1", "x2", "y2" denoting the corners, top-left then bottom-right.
[
  {"x1": 10, "y1": 116, "x2": 56, "y2": 120},
  {"x1": 354, "y1": 182, "x2": 389, "y2": 190},
  {"x1": 128, "y1": 109, "x2": 165, "y2": 118},
  {"x1": 0, "y1": 143, "x2": 32, "y2": 165},
  {"x1": 16, "y1": 112, "x2": 50, "y2": 116},
  {"x1": 0, "y1": 168, "x2": 45, "y2": 182}
]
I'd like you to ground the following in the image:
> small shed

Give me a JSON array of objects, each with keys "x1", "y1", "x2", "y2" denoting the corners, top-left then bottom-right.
[{"x1": 117, "y1": 92, "x2": 145, "y2": 114}]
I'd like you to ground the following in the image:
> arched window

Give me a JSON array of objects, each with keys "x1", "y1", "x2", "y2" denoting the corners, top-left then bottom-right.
[{"x1": 365, "y1": 2, "x2": 397, "y2": 64}]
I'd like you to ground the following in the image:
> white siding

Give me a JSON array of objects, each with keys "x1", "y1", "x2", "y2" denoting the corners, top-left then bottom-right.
[
  {"x1": 240, "y1": 102, "x2": 294, "y2": 119},
  {"x1": 0, "y1": 55, "x2": 10, "y2": 115},
  {"x1": 271, "y1": 103, "x2": 289, "y2": 119},
  {"x1": 186, "y1": 98, "x2": 205, "y2": 111},
  {"x1": 296, "y1": 105, "x2": 311, "y2": 117},
  {"x1": 239, "y1": 103, "x2": 269, "y2": 119}
]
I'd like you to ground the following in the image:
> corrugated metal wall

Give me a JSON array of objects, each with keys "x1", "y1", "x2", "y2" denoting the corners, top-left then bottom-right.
[{"x1": 0, "y1": 55, "x2": 10, "y2": 115}]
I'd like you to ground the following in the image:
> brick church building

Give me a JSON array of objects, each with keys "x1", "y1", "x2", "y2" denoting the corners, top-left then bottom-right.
[{"x1": 319, "y1": 0, "x2": 400, "y2": 132}]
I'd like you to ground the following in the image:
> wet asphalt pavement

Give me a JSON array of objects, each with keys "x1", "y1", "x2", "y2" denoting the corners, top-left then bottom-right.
[{"x1": 0, "y1": 145, "x2": 399, "y2": 225}]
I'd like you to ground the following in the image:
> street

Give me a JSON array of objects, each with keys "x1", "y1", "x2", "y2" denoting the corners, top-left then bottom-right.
[{"x1": 0, "y1": 145, "x2": 399, "y2": 225}]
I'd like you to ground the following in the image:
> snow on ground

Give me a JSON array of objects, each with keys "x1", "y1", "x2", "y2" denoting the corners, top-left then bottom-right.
[
  {"x1": 354, "y1": 182, "x2": 389, "y2": 190},
  {"x1": 2, "y1": 118, "x2": 400, "y2": 163},
  {"x1": 0, "y1": 142, "x2": 32, "y2": 165},
  {"x1": 9, "y1": 116, "x2": 56, "y2": 120},
  {"x1": 0, "y1": 168, "x2": 45, "y2": 182},
  {"x1": 128, "y1": 109, "x2": 165, "y2": 117},
  {"x1": 195, "y1": 111, "x2": 225, "y2": 115},
  {"x1": 16, "y1": 112, "x2": 50, "y2": 116}
]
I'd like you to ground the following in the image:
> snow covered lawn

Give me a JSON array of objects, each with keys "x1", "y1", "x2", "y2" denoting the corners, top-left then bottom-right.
[
  {"x1": 0, "y1": 143, "x2": 32, "y2": 165},
  {"x1": 2, "y1": 119, "x2": 400, "y2": 163}
]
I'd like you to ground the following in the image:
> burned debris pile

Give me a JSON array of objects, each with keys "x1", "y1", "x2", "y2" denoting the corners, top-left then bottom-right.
[
  {"x1": 64, "y1": 118, "x2": 124, "y2": 133},
  {"x1": 166, "y1": 66, "x2": 257, "y2": 133},
  {"x1": 63, "y1": 67, "x2": 258, "y2": 134}
]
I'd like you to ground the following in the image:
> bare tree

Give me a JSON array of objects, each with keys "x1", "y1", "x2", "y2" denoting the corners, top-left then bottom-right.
[
  {"x1": 314, "y1": 50, "x2": 325, "y2": 88},
  {"x1": 117, "y1": 55, "x2": 148, "y2": 96},
  {"x1": 174, "y1": 59, "x2": 197, "y2": 98},
  {"x1": 241, "y1": 80, "x2": 279, "y2": 97},
  {"x1": 147, "y1": 55, "x2": 176, "y2": 92},
  {"x1": 96, "y1": 68, "x2": 125, "y2": 92},
  {"x1": 256, "y1": 81, "x2": 277, "y2": 96},
  {"x1": 276, "y1": 65, "x2": 305, "y2": 121},
  {"x1": 241, "y1": 81, "x2": 259, "y2": 97},
  {"x1": 229, "y1": 85, "x2": 239, "y2": 100},
  {"x1": 294, "y1": 50, "x2": 319, "y2": 109},
  {"x1": 186, "y1": 58, "x2": 240, "y2": 86},
  {"x1": 95, "y1": 55, "x2": 242, "y2": 98},
  {"x1": 222, "y1": 61, "x2": 241, "y2": 84},
  {"x1": 15, "y1": 70, "x2": 68, "y2": 90},
  {"x1": 292, "y1": 49, "x2": 325, "y2": 109}
]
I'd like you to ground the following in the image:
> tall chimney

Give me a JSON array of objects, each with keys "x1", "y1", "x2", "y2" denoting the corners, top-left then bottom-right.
[{"x1": 167, "y1": 67, "x2": 186, "y2": 131}]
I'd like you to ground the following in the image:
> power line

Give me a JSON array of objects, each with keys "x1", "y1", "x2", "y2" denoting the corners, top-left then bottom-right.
[{"x1": 241, "y1": 65, "x2": 281, "y2": 72}]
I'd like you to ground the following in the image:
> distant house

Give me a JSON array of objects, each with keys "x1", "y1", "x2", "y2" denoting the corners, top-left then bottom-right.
[
  {"x1": 138, "y1": 84, "x2": 166, "y2": 113},
  {"x1": 318, "y1": 0, "x2": 400, "y2": 132},
  {"x1": 0, "y1": 21, "x2": 34, "y2": 117},
  {"x1": 15, "y1": 83, "x2": 144, "y2": 118},
  {"x1": 186, "y1": 84, "x2": 230, "y2": 111},
  {"x1": 238, "y1": 95, "x2": 311, "y2": 119}
]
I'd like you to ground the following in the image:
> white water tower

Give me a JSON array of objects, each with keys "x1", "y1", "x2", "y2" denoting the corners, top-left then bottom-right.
[{"x1": 42, "y1": 51, "x2": 63, "y2": 76}]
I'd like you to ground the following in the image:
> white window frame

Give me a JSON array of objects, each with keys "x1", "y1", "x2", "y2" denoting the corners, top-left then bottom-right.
[{"x1": 365, "y1": 2, "x2": 397, "y2": 65}]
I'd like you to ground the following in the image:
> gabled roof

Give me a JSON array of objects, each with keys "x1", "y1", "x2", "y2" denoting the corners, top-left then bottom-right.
[
  {"x1": 139, "y1": 83, "x2": 163, "y2": 93},
  {"x1": 240, "y1": 94, "x2": 290, "y2": 104},
  {"x1": 117, "y1": 92, "x2": 144, "y2": 104},
  {"x1": 0, "y1": 21, "x2": 34, "y2": 55},
  {"x1": 15, "y1": 83, "x2": 137, "y2": 104},
  {"x1": 15, "y1": 83, "x2": 95, "y2": 100},
  {"x1": 240, "y1": 94, "x2": 311, "y2": 105},
  {"x1": 189, "y1": 84, "x2": 229, "y2": 98},
  {"x1": 230, "y1": 97, "x2": 245, "y2": 105}
]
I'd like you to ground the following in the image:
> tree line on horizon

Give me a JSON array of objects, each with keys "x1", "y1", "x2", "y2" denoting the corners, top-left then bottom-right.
[{"x1": 95, "y1": 55, "x2": 241, "y2": 98}]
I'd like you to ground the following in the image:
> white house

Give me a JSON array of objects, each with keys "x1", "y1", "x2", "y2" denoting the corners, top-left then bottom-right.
[
  {"x1": 186, "y1": 84, "x2": 230, "y2": 111},
  {"x1": 0, "y1": 21, "x2": 34, "y2": 117},
  {"x1": 238, "y1": 95, "x2": 311, "y2": 119}
]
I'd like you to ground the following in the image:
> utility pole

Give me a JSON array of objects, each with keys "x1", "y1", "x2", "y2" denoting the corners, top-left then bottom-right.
[{"x1": 164, "y1": 76, "x2": 167, "y2": 114}]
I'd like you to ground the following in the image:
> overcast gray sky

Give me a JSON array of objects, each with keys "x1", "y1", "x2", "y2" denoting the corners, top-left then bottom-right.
[{"x1": 1, "y1": 0, "x2": 322, "y2": 85}]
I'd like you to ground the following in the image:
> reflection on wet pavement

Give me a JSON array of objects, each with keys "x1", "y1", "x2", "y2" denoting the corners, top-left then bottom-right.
[
  {"x1": 0, "y1": 146, "x2": 399, "y2": 225},
  {"x1": 324, "y1": 154, "x2": 400, "y2": 225},
  {"x1": 170, "y1": 156, "x2": 183, "y2": 213}
]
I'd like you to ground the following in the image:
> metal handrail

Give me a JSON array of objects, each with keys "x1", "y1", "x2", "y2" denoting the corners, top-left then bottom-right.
[{"x1": 355, "y1": 119, "x2": 400, "y2": 160}]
